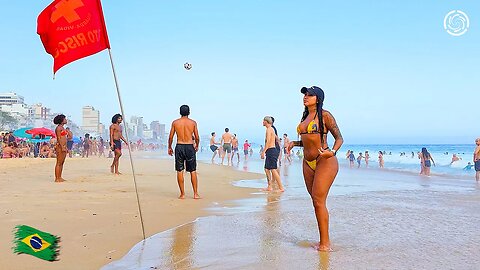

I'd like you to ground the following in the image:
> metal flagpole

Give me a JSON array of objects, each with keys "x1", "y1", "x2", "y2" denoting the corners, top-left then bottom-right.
[{"x1": 107, "y1": 48, "x2": 146, "y2": 240}]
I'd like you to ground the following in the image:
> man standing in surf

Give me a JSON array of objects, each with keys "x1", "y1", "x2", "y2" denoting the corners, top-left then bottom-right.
[
  {"x1": 474, "y1": 138, "x2": 480, "y2": 181},
  {"x1": 261, "y1": 116, "x2": 284, "y2": 192},
  {"x1": 109, "y1": 114, "x2": 128, "y2": 175}
]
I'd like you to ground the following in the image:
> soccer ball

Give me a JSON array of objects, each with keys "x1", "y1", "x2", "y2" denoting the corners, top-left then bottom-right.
[{"x1": 184, "y1": 62, "x2": 192, "y2": 70}]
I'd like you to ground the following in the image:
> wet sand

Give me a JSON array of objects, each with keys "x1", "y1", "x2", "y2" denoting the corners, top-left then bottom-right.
[
  {"x1": 0, "y1": 155, "x2": 263, "y2": 270},
  {"x1": 104, "y1": 157, "x2": 480, "y2": 270}
]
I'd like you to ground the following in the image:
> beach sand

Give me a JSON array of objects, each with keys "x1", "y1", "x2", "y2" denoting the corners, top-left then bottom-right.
[{"x1": 0, "y1": 155, "x2": 263, "y2": 270}]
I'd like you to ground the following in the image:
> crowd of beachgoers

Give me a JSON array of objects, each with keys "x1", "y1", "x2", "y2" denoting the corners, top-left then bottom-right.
[{"x1": 0, "y1": 131, "x2": 160, "y2": 159}]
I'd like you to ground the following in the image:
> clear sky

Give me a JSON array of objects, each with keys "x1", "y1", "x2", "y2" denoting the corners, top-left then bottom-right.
[{"x1": 0, "y1": 0, "x2": 478, "y2": 145}]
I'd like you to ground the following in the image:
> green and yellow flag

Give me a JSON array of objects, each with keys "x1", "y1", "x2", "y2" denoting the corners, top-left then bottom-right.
[{"x1": 13, "y1": 225, "x2": 60, "y2": 261}]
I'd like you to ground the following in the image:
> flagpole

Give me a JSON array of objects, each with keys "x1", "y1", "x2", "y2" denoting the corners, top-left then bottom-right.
[{"x1": 107, "y1": 48, "x2": 146, "y2": 240}]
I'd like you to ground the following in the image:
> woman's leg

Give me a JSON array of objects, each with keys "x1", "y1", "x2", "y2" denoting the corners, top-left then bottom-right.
[
  {"x1": 311, "y1": 157, "x2": 339, "y2": 251},
  {"x1": 302, "y1": 159, "x2": 315, "y2": 196},
  {"x1": 55, "y1": 150, "x2": 67, "y2": 182}
]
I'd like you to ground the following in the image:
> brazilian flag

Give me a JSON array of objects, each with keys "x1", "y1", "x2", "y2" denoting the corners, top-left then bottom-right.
[{"x1": 13, "y1": 225, "x2": 60, "y2": 261}]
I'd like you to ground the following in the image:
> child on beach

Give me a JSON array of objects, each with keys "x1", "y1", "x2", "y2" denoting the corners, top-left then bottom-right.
[
  {"x1": 357, "y1": 152, "x2": 363, "y2": 168},
  {"x1": 348, "y1": 151, "x2": 355, "y2": 168},
  {"x1": 463, "y1": 162, "x2": 473, "y2": 171},
  {"x1": 364, "y1": 150, "x2": 370, "y2": 167}
]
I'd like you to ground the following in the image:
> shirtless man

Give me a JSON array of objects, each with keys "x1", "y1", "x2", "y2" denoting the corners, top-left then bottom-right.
[
  {"x1": 66, "y1": 127, "x2": 74, "y2": 158},
  {"x1": 283, "y1": 134, "x2": 292, "y2": 163},
  {"x1": 209, "y1": 132, "x2": 220, "y2": 163},
  {"x1": 450, "y1": 153, "x2": 461, "y2": 165},
  {"x1": 231, "y1": 134, "x2": 240, "y2": 163},
  {"x1": 221, "y1": 128, "x2": 233, "y2": 165},
  {"x1": 474, "y1": 138, "x2": 480, "y2": 181},
  {"x1": 261, "y1": 116, "x2": 284, "y2": 192},
  {"x1": 109, "y1": 114, "x2": 128, "y2": 175},
  {"x1": 168, "y1": 105, "x2": 200, "y2": 199},
  {"x1": 82, "y1": 134, "x2": 91, "y2": 158}
]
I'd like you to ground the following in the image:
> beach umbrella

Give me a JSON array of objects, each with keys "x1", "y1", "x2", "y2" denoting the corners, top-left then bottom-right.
[
  {"x1": 29, "y1": 138, "x2": 52, "y2": 143},
  {"x1": 26, "y1": 127, "x2": 56, "y2": 138},
  {"x1": 13, "y1": 127, "x2": 34, "y2": 139}
]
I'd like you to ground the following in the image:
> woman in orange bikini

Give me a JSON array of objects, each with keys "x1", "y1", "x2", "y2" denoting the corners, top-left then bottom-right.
[
  {"x1": 54, "y1": 114, "x2": 68, "y2": 182},
  {"x1": 288, "y1": 86, "x2": 343, "y2": 251}
]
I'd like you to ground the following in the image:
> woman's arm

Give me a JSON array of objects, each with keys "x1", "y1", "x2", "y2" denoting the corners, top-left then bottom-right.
[{"x1": 324, "y1": 111, "x2": 343, "y2": 154}]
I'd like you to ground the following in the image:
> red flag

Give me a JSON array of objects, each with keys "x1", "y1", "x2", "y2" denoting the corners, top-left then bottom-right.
[{"x1": 37, "y1": 0, "x2": 110, "y2": 74}]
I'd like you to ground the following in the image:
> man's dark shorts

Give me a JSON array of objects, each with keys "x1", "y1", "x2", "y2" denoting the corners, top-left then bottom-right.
[
  {"x1": 175, "y1": 144, "x2": 197, "y2": 172},
  {"x1": 223, "y1": 143, "x2": 232, "y2": 153},
  {"x1": 264, "y1": 147, "x2": 279, "y2": 170},
  {"x1": 210, "y1": 145, "x2": 218, "y2": 152},
  {"x1": 244, "y1": 150, "x2": 248, "y2": 155},
  {"x1": 475, "y1": 160, "x2": 480, "y2": 172},
  {"x1": 67, "y1": 141, "x2": 74, "y2": 150}
]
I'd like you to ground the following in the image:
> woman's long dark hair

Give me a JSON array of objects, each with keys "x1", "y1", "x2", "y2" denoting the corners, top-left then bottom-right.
[
  {"x1": 301, "y1": 95, "x2": 325, "y2": 144},
  {"x1": 421, "y1": 147, "x2": 430, "y2": 159}
]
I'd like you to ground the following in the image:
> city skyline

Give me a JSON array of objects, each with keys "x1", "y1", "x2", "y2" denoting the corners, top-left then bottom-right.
[{"x1": 0, "y1": 91, "x2": 168, "y2": 141}]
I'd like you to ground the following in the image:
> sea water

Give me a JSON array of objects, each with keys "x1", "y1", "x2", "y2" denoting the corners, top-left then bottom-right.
[
  {"x1": 339, "y1": 144, "x2": 475, "y2": 177},
  {"x1": 103, "y1": 145, "x2": 480, "y2": 270}
]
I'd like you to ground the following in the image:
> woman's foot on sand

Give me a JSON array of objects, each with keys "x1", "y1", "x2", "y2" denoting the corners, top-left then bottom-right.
[
  {"x1": 178, "y1": 194, "x2": 185, "y2": 199},
  {"x1": 193, "y1": 194, "x2": 201, "y2": 199},
  {"x1": 54, "y1": 178, "x2": 66, "y2": 183}
]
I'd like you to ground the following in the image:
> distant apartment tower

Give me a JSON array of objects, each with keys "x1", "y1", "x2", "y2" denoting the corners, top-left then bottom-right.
[
  {"x1": 81, "y1": 106, "x2": 100, "y2": 134},
  {"x1": 0, "y1": 92, "x2": 24, "y2": 105},
  {"x1": 150, "y1": 121, "x2": 161, "y2": 140},
  {"x1": 28, "y1": 103, "x2": 50, "y2": 120},
  {"x1": 137, "y1": 117, "x2": 144, "y2": 138},
  {"x1": 159, "y1": 124, "x2": 165, "y2": 141},
  {"x1": 98, "y1": 123, "x2": 106, "y2": 138},
  {"x1": 129, "y1": 115, "x2": 145, "y2": 138}
]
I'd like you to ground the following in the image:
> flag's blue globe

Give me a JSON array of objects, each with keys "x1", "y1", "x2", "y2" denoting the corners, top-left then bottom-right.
[{"x1": 30, "y1": 236, "x2": 43, "y2": 249}]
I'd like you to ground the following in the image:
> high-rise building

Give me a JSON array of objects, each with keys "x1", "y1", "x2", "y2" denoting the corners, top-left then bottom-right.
[
  {"x1": 81, "y1": 106, "x2": 100, "y2": 134},
  {"x1": 159, "y1": 124, "x2": 165, "y2": 142},
  {"x1": 137, "y1": 117, "x2": 144, "y2": 138},
  {"x1": 0, "y1": 92, "x2": 24, "y2": 105},
  {"x1": 0, "y1": 92, "x2": 29, "y2": 128},
  {"x1": 29, "y1": 103, "x2": 50, "y2": 120},
  {"x1": 28, "y1": 103, "x2": 54, "y2": 128},
  {"x1": 98, "y1": 123, "x2": 106, "y2": 138},
  {"x1": 150, "y1": 121, "x2": 161, "y2": 140},
  {"x1": 129, "y1": 115, "x2": 145, "y2": 138},
  {"x1": 0, "y1": 103, "x2": 29, "y2": 124}
]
